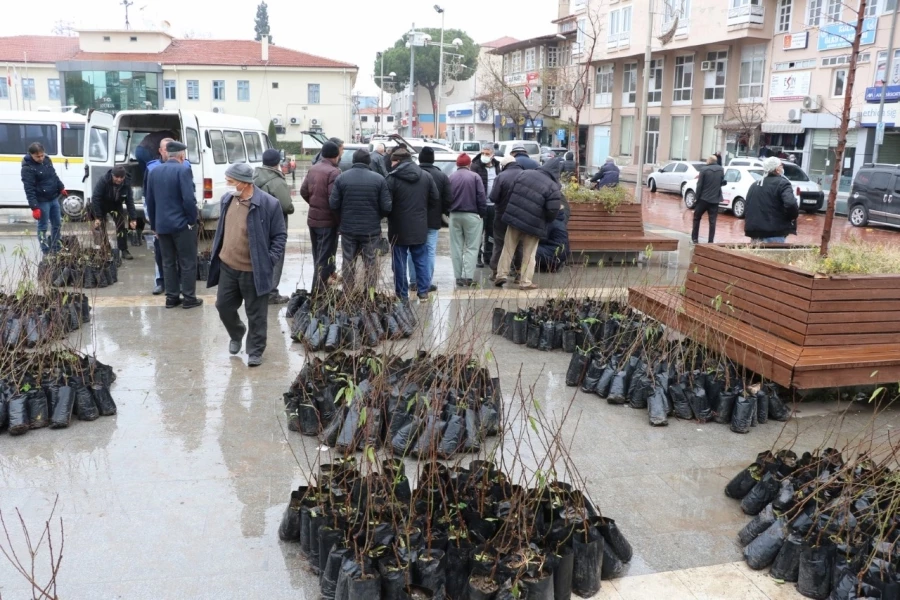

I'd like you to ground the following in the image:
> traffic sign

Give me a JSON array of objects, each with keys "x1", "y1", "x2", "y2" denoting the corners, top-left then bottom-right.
[
  {"x1": 557, "y1": 128, "x2": 566, "y2": 141},
  {"x1": 876, "y1": 121, "x2": 886, "y2": 145}
]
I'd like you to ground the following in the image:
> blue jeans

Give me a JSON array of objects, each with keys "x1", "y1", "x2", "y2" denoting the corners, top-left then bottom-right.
[
  {"x1": 408, "y1": 228, "x2": 438, "y2": 285},
  {"x1": 393, "y1": 244, "x2": 430, "y2": 299},
  {"x1": 753, "y1": 236, "x2": 787, "y2": 243},
  {"x1": 36, "y1": 199, "x2": 62, "y2": 254}
]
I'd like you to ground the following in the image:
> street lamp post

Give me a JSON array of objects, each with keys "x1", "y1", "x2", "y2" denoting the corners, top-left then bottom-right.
[
  {"x1": 377, "y1": 52, "x2": 384, "y2": 135},
  {"x1": 435, "y1": 5, "x2": 445, "y2": 140}
]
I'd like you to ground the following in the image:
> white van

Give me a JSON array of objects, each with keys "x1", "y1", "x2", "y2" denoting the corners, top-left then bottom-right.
[
  {"x1": 0, "y1": 110, "x2": 89, "y2": 220},
  {"x1": 84, "y1": 109, "x2": 272, "y2": 229},
  {"x1": 494, "y1": 140, "x2": 542, "y2": 164}
]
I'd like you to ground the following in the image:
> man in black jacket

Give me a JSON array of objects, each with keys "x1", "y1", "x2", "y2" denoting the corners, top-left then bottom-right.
[
  {"x1": 92, "y1": 166, "x2": 137, "y2": 259},
  {"x1": 489, "y1": 155, "x2": 524, "y2": 278},
  {"x1": 744, "y1": 157, "x2": 799, "y2": 243},
  {"x1": 494, "y1": 158, "x2": 562, "y2": 291},
  {"x1": 408, "y1": 146, "x2": 451, "y2": 293},
  {"x1": 330, "y1": 149, "x2": 392, "y2": 293},
  {"x1": 371, "y1": 143, "x2": 389, "y2": 177},
  {"x1": 385, "y1": 147, "x2": 439, "y2": 301},
  {"x1": 21, "y1": 142, "x2": 66, "y2": 255},
  {"x1": 470, "y1": 143, "x2": 501, "y2": 268},
  {"x1": 691, "y1": 155, "x2": 726, "y2": 244}
]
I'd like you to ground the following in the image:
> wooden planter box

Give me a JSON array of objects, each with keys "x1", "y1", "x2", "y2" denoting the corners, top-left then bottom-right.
[
  {"x1": 567, "y1": 197, "x2": 678, "y2": 254},
  {"x1": 629, "y1": 244, "x2": 900, "y2": 389}
]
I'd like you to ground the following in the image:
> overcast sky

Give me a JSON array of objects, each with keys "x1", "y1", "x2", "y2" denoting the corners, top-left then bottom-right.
[{"x1": 0, "y1": 0, "x2": 557, "y2": 95}]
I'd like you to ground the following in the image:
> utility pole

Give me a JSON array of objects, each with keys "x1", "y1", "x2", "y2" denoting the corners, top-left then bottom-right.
[
  {"x1": 378, "y1": 52, "x2": 384, "y2": 135},
  {"x1": 409, "y1": 24, "x2": 417, "y2": 138},
  {"x1": 435, "y1": 5, "x2": 445, "y2": 140},
  {"x1": 873, "y1": 4, "x2": 899, "y2": 164},
  {"x1": 634, "y1": 0, "x2": 654, "y2": 204},
  {"x1": 122, "y1": 0, "x2": 134, "y2": 29}
]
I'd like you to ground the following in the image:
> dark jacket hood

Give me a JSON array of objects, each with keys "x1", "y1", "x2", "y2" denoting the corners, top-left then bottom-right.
[
  {"x1": 22, "y1": 154, "x2": 46, "y2": 167},
  {"x1": 390, "y1": 160, "x2": 422, "y2": 183},
  {"x1": 540, "y1": 157, "x2": 561, "y2": 183}
]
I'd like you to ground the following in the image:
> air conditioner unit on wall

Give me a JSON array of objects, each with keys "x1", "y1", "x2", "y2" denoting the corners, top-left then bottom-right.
[
  {"x1": 788, "y1": 108, "x2": 801, "y2": 122},
  {"x1": 310, "y1": 117, "x2": 322, "y2": 128},
  {"x1": 212, "y1": 106, "x2": 225, "y2": 114},
  {"x1": 289, "y1": 116, "x2": 300, "y2": 125},
  {"x1": 802, "y1": 95, "x2": 822, "y2": 112},
  {"x1": 700, "y1": 61, "x2": 715, "y2": 71},
  {"x1": 272, "y1": 116, "x2": 282, "y2": 125}
]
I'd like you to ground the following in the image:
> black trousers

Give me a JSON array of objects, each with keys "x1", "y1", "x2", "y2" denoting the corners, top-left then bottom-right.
[
  {"x1": 309, "y1": 226, "x2": 338, "y2": 294},
  {"x1": 158, "y1": 228, "x2": 197, "y2": 301},
  {"x1": 480, "y1": 205, "x2": 495, "y2": 265},
  {"x1": 341, "y1": 234, "x2": 379, "y2": 294},
  {"x1": 216, "y1": 263, "x2": 269, "y2": 357},
  {"x1": 691, "y1": 201, "x2": 719, "y2": 243},
  {"x1": 98, "y1": 207, "x2": 129, "y2": 252}
]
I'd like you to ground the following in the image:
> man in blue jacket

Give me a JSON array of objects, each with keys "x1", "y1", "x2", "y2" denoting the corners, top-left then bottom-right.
[
  {"x1": 20, "y1": 142, "x2": 66, "y2": 254},
  {"x1": 145, "y1": 136, "x2": 191, "y2": 295},
  {"x1": 145, "y1": 140, "x2": 202, "y2": 309},
  {"x1": 207, "y1": 163, "x2": 287, "y2": 367}
]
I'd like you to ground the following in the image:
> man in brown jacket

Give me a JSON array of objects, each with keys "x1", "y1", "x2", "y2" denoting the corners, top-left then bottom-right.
[{"x1": 300, "y1": 141, "x2": 341, "y2": 295}]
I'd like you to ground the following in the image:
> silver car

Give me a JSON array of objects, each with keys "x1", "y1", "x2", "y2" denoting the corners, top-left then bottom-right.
[{"x1": 647, "y1": 161, "x2": 707, "y2": 195}]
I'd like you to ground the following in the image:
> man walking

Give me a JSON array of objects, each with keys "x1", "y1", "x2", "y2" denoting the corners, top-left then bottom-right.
[
  {"x1": 470, "y1": 143, "x2": 500, "y2": 268},
  {"x1": 691, "y1": 155, "x2": 725, "y2": 244},
  {"x1": 300, "y1": 141, "x2": 341, "y2": 295},
  {"x1": 145, "y1": 137, "x2": 191, "y2": 295},
  {"x1": 254, "y1": 148, "x2": 294, "y2": 304},
  {"x1": 494, "y1": 158, "x2": 562, "y2": 291},
  {"x1": 329, "y1": 149, "x2": 392, "y2": 294},
  {"x1": 208, "y1": 164, "x2": 286, "y2": 367},
  {"x1": 21, "y1": 142, "x2": 66, "y2": 255},
  {"x1": 489, "y1": 155, "x2": 524, "y2": 278},
  {"x1": 408, "y1": 146, "x2": 451, "y2": 294},
  {"x1": 371, "y1": 143, "x2": 389, "y2": 177},
  {"x1": 145, "y1": 141, "x2": 202, "y2": 309},
  {"x1": 744, "y1": 157, "x2": 798, "y2": 243},
  {"x1": 91, "y1": 165, "x2": 137, "y2": 259},
  {"x1": 385, "y1": 147, "x2": 439, "y2": 301},
  {"x1": 448, "y1": 153, "x2": 486, "y2": 287}
]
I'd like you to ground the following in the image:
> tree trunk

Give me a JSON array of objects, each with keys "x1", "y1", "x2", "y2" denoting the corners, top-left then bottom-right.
[
  {"x1": 425, "y1": 85, "x2": 438, "y2": 138},
  {"x1": 821, "y1": 0, "x2": 866, "y2": 256},
  {"x1": 573, "y1": 109, "x2": 582, "y2": 169}
]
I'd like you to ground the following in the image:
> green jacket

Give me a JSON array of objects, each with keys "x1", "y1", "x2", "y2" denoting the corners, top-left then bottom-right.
[{"x1": 253, "y1": 166, "x2": 294, "y2": 216}]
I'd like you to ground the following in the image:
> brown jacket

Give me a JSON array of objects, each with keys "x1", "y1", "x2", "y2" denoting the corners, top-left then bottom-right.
[{"x1": 300, "y1": 159, "x2": 341, "y2": 228}]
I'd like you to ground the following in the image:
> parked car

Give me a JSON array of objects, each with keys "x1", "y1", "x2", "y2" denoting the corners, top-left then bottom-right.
[
  {"x1": 451, "y1": 141, "x2": 487, "y2": 157},
  {"x1": 494, "y1": 140, "x2": 542, "y2": 164},
  {"x1": 683, "y1": 166, "x2": 764, "y2": 218},
  {"x1": 847, "y1": 163, "x2": 900, "y2": 229},
  {"x1": 540, "y1": 147, "x2": 568, "y2": 164},
  {"x1": 647, "y1": 161, "x2": 707, "y2": 195},
  {"x1": 728, "y1": 157, "x2": 825, "y2": 213}
]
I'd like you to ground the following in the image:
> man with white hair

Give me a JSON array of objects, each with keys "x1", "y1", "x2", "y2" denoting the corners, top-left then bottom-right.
[
  {"x1": 590, "y1": 157, "x2": 619, "y2": 188},
  {"x1": 744, "y1": 156, "x2": 799, "y2": 243},
  {"x1": 371, "y1": 143, "x2": 389, "y2": 177}
]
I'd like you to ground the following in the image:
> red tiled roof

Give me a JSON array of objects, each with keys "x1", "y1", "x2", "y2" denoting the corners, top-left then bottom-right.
[
  {"x1": 480, "y1": 36, "x2": 519, "y2": 49},
  {"x1": 0, "y1": 36, "x2": 357, "y2": 69}
]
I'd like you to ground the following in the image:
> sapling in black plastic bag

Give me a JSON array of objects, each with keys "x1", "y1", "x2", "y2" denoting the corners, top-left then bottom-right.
[
  {"x1": 730, "y1": 394, "x2": 754, "y2": 434},
  {"x1": 7, "y1": 393, "x2": 29, "y2": 435},
  {"x1": 738, "y1": 503, "x2": 776, "y2": 547},
  {"x1": 581, "y1": 358, "x2": 604, "y2": 394},
  {"x1": 741, "y1": 472, "x2": 779, "y2": 516},
  {"x1": 743, "y1": 518, "x2": 785, "y2": 570},
  {"x1": 565, "y1": 348, "x2": 590, "y2": 387},
  {"x1": 26, "y1": 388, "x2": 49, "y2": 428}
]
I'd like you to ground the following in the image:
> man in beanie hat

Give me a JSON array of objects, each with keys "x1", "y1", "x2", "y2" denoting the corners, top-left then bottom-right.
[
  {"x1": 329, "y1": 149, "x2": 392, "y2": 293},
  {"x1": 448, "y1": 152, "x2": 487, "y2": 287},
  {"x1": 254, "y1": 148, "x2": 294, "y2": 303},
  {"x1": 301, "y1": 141, "x2": 342, "y2": 295},
  {"x1": 313, "y1": 137, "x2": 344, "y2": 166},
  {"x1": 385, "y1": 146, "x2": 440, "y2": 301},
  {"x1": 744, "y1": 156, "x2": 798, "y2": 243},
  {"x1": 145, "y1": 140, "x2": 202, "y2": 309},
  {"x1": 489, "y1": 154, "x2": 524, "y2": 278},
  {"x1": 208, "y1": 163, "x2": 286, "y2": 367},
  {"x1": 408, "y1": 146, "x2": 451, "y2": 293}
]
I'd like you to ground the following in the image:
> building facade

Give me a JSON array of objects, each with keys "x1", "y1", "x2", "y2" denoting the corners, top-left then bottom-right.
[{"x1": 0, "y1": 29, "x2": 358, "y2": 143}]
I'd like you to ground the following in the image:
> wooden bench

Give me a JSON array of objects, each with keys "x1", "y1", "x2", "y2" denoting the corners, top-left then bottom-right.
[
  {"x1": 628, "y1": 244, "x2": 900, "y2": 389},
  {"x1": 568, "y1": 203, "x2": 678, "y2": 254}
]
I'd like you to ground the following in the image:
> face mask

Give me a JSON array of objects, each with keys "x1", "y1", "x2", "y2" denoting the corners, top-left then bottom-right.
[
  {"x1": 225, "y1": 185, "x2": 238, "y2": 196},
  {"x1": 481, "y1": 155, "x2": 492, "y2": 164}
]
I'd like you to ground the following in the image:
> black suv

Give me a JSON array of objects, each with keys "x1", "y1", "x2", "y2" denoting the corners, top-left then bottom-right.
[{"x1": 848, "y1": 164, "x2": 900, "y2": 229}]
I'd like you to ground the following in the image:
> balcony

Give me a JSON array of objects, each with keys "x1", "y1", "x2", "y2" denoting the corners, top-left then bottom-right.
[
  {"x1": 607, "y1": 31, "x2": 631, "y2": 51},
  {"x1": 659, "y1": 17, "x2": 690, "y2": 39},
  {"x1": 727, "y1": 4, "x2": 765, "y2": 28}
]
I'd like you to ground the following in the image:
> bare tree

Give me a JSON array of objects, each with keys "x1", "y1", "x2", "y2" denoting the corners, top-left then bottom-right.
[
  {"x1": 560, "y1": 5, "x2": 604, "y2": 166},
  {"x1": 0, "y1": 497, "x2": 64, "y2": 600},
  {"x1": 483, "y1": 52, "x2": 562, "y2": 142},
  {"x1": 50, "y1": 21, "x2": 75, "y2": 37},
  {"x1": 722, "y1": 101, "x2": 768, "y2": 158}
]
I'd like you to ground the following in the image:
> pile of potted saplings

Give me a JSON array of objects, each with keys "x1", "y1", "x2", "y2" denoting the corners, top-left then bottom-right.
[
  {"x1": 563, "y1": 314, "x2": 792, "y2": 432},
  {"x1": 285, "y1": 289, "x2": 419, "y2": 351},
  {"x1": 0, "y1": 287, "x2": 92, "y2": 347},
  {"x1": 282, "y1": 350, "x2": 502, "y2": 461},
  {"x1": 278, "y1": 374, "x2": 635, "y2": 600},
  {"x1": 39, "y1": 236, "x2": 123, "y2": 289},
  {"x1": 725, "y1": 435, "x2": 900, "y2": 599},
  {"x1": 0, "y1": 349, "x2": 117, "y2": 434}
]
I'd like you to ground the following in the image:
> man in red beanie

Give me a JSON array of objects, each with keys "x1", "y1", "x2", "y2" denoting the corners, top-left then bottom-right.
[{"x1": 448, "y1": 152, "x2": 486, "y2": 287}]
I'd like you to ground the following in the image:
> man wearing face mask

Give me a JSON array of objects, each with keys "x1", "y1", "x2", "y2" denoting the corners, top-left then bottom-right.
[
  {"x1": 207, "y1": 164, "x2": 287, "y2": 368},
  {"x1": 470, "y1": 143, "x2": 500, "y2": 268}
]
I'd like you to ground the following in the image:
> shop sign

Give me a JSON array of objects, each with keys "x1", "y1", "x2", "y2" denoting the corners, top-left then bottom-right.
[
  {"x1": 865, "y1": 86, "x2": 900, "y2": 103},
  {"x1": 860, "y1": 104, "x2": 899, "y2": 127},
  {"x1": 817, "y1": 17, "x2": 877, "y2": 51},
  {"x1": 769, "y1": 71, "x2": 812, "y2": 101},
  {"x1": 783, "y1": 32, "x2": 808, "y2": 50}
]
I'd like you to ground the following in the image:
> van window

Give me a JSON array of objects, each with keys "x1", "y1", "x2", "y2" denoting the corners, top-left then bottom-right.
[
  {"x1": 781, "y1": 164, "x2": 810, "y2": 182},
  {"x1": 88, "y1": 128, "x2": 109, "y2": 162},
  {"x1": 186, "y1": 128, "x2": 201, "y2": 165},
  {"x1": 854, "y1": 171, "x2": 872, "y2": 187},
  {"x1": 0, "y1": 123, "x2": 58, "y2": 155},
  {"x1": 261, "y1": 133, "x2": 272, "y2": 150},
  {"x1": 244, "y1": 132, "x2": 262, "y2": 162},
  {"x1": 208, "y1": 130, "x2": 227, "y2": 164},
  {"x1": 524, "y1": 143, "x2": 540, "y2": 155},
  {"x1": 224, "y1": 130, "x2": 246, "y2": 163},
  {"x1": 870, "y1": 171, "x2": 892, "y2": 191},
  {"x1": 61, "y1": 124, "x2": 84, "y2": 157}
]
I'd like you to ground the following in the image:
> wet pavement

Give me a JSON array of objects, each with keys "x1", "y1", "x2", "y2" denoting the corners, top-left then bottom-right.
[{"x1": 0, "y1": 201, "x2": 894, "y2": 599}]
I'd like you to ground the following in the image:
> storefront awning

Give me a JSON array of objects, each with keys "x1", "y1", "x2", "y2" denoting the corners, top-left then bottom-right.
[
  {"x1": 717, "y1": 119, "x2": 762, "y2": 131},
  {"x1": 761, "y1": 122, "x2": 805, "y2": 134}
]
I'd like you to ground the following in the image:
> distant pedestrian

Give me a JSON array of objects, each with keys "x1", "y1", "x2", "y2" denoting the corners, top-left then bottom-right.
[
  {"x1": 448, "y1": 153, "x2": 487, "y2": 287},
  {"x1": 561, "y1": 152, "x2": 577, "y2": 182},
  {"x1": 590, "y1": 157, "x2": 619, "y2": 188},
  {"x1": 510, "y1": 144, "x2": 539, "y2": 170},
  {"x1": 470, "y1": 143, "x2": 500, "y2": 268},
  {"x1": 300, "y1": 141, "x2": 342, "y2": 295},
  {"x1": 145, "y1": 141, "x2": 202, "y2": 310},
  {"x1": 135, "y1": 129, "x2": 177, "y2": 174},
  {"x1": 91, "y1": 165, "x2": 137, "y2": 259},
  {"x1": 691, "y1": 155, "x2": 725, "y2": 244},
  {"x1": 21, "y1": 142, "x2": 65, "y2": 255},
  {"x1": 385, "y1": 147, "x2": 439, "y2": 301},
  {"x1": 489, "y1": 155, "x2": 525, "y2": 278},
  {"x1": 254, "y1": 148, "x2": 295, "y2": 304},
  {"x1": 145, "y1": 137, "x2": 191, "y2": 295},
  {"x1": 409, "y1": 146, "x2": 451, "y2": 293},
  {"x1": 494, "y1": 158, "x2": 562, "y2": 291},
  {"x1": 371, "y1": 143, "x2": 389, "y2": 177},
  {"x1": 715, "y1": 152, "x2": 723, "y2": 166},
  {"x1": 744, "y1": 157, "x2": 799, "y2": 244},
  {"x1": 329, "y1": 149, "x2": 392, "y2": 294},
  {"x1": 208, "y1": 163, "x2": 287, "y2": 367}
]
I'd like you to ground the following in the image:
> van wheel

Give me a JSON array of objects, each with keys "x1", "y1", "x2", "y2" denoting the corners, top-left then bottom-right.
[
  {"x1": 60, "y1": 192, "x2": 86, "y2": 222},
  {"x1": 732, "y1": 197, "x2": 746, "y2": 219},
  {"x1": 648, "y1": 178, "x2": 657, "y2": 193},
  {"x1": 849, "y1": 204, "x2": 868, "y2": 227}
]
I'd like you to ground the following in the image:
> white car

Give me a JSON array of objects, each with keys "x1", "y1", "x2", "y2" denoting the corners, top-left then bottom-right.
[
  {"x1": 647, "y1": 161, "x2": 708, "y2": 195},
  {"x1": 728, "y1": 158, "x2": 825, "y2": 213},
  {"x1": 683, "y1": 166, "x2": 764, "y2": 218}
]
